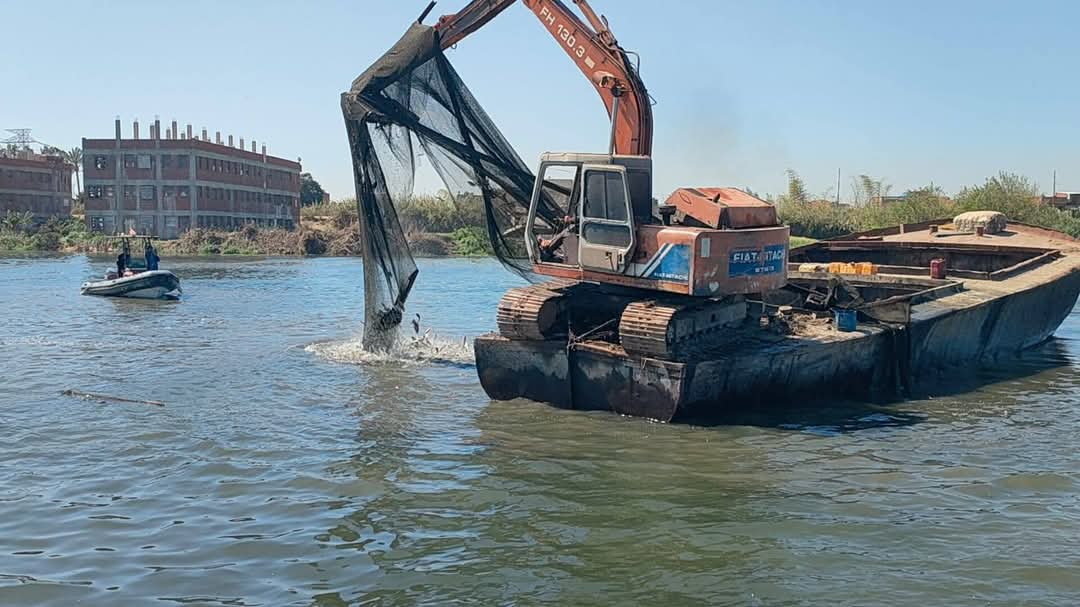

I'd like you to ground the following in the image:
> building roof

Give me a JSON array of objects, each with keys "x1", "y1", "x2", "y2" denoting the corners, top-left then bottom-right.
[
  {"x1": 0, "y1": 154, "x2": 70, "y2": 169},
  {"x1": 81, "y1": 138, "x2": 301, "y2": 171}
]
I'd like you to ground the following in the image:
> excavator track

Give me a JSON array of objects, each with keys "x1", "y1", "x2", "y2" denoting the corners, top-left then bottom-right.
[
  {"x1": 619, "y1": 297, "x2": 748, "y2": 359},
  {"x1": 495, "y1": 281, "x2": 575, "y2": 340},
  {"x1": 496, "y1": 282, "x2": 749, "y2": 361}
]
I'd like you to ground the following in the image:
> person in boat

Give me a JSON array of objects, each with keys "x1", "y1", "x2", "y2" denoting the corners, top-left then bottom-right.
[
  {"x1": 116, "y1": 252, "x2": 127, "y2": 277},
  {"x1": 144, "y1": 240, "x2": 160, "y2": 271}
]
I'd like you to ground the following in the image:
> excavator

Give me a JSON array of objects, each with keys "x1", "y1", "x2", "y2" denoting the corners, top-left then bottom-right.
[{"x1": 431, "y1": 0, "x2": 790, "y2": 359}]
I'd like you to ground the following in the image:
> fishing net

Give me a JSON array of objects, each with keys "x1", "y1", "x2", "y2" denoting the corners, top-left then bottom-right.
[{"x1": 342, "y1": 23, "x2": 564, "y2": 351}]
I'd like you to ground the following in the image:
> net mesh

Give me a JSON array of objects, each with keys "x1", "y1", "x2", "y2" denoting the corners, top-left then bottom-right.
[{"x1": 342, "y1": 23, "x2": 563, "y2": 351}]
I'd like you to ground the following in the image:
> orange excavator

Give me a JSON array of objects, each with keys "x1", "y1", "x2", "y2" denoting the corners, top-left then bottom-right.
[{"x1": 431, "y1": 0, "x2": 789, "y2": 359}]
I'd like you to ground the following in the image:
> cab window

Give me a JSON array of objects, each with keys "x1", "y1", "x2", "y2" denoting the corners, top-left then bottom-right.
[{"x1": 583, "y1": 171, "x2": 628, "y2": 222}]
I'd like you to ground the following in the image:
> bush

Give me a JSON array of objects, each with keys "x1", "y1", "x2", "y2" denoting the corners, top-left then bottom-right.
[
  {"x1": 30, "y1": 231, "x2": 61, "y2": 251},
  {"x1": 300, "y1": 231, "x2": 328, "y2": 255},
  {"x1": 779, "y1": 201, "x2": 858, "y2": 239},
  {"x1": 398, "y1": 193, "x2": 485, "y2": 234},
  {"x1": 776, "y1": 170, "x2": 1080, "y2": 240},
  {"x1": 449, "y1": 226, "x2": 494, "y2": 257},
  {"x1": 0, "y1": 229, "x2": 33, "y2": 251},
  {"x1": 955, "y1": 173, "x2": 1080, "y2": 237},
  {"x1": 409, "y1": 233, "x2": 452, "y2": 257}
]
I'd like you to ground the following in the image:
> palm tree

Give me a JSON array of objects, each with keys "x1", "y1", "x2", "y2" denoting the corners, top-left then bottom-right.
[{"x1": 64, "y1": 147, "x2": 83, "y2": 197}]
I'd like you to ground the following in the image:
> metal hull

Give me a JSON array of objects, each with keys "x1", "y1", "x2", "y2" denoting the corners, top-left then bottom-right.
[
  {"x1": 475, "y1": 222, "x2": 1080, "y2": 421},
  {"x1": 81, "y1": 270, "x2": 181, "y2": 300}
]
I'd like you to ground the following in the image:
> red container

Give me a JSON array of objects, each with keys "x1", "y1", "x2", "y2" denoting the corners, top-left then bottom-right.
[{"x1": 930, "y1": 258, "x2": 947, "y2": 279}]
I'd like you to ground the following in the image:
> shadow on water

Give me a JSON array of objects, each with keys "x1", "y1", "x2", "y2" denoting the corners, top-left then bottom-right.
[
  {"x1": 676, "y1": 337, "x2": 1076, "y2": 433},
  {"x1": 678, "y1": 400, "x2": 929, "y2": 434}
]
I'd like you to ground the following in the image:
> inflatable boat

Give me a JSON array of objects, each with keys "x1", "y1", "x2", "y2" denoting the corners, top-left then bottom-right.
[{"x1": 81, "y1": 269, "x2": 182, "y2": 300}]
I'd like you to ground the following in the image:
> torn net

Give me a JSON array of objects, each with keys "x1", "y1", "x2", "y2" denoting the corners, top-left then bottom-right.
[{"x1": 342, "y1": 23, "x2": 562, "y2": 351}]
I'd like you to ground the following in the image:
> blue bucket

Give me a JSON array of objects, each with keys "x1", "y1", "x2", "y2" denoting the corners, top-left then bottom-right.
[{"x1": 835, "y1": 309, "x2": 857, "y2": 332}]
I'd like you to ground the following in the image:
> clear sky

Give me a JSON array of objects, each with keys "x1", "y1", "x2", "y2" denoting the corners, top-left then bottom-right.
[{"x1": 2, "y1": 0, "x2": 1077, "y2": 200}]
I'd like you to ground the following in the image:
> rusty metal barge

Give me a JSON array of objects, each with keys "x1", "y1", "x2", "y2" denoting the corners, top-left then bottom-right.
[{"x1": 474, "y1": 218, "x2": 1080, "y2": 421}]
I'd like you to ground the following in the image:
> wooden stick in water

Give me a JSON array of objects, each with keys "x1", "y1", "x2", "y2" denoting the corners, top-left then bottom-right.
[{"x1": 61, "y1": 389, "x2": 166, "y2": 407}]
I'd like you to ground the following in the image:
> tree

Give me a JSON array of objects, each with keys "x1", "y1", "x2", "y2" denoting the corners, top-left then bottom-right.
[
  {"x1": 955, "y1": 172, "x2": 1039, "y2": 219},
  {"x1": 850, "y1": 174, "x2": 892, "y2": 206},
  {"x1": 780, "y1": 169, "x2": 809, "y2": 205},
  {"x1": 300, "y1": 173, "x2": 327, "y2": 206},
  {"x1": 64, "y1": 147, "x2": 83, "y2": 197},
  {"x1": 1, "y1": 143, "x2": 29, "y2": 159}
]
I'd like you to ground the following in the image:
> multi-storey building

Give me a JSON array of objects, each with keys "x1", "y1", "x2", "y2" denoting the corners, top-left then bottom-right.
[
  {"x1": 0, "y1": 154, "x2": 72, "y2": 222},
  {"x1": 83, "y1": 118, "x2": 301, "y2": 237}
]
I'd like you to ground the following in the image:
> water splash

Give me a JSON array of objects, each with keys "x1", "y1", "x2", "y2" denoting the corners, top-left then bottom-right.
[{"x1": 306, "y1": 330, "x2": 474, "y2": 367}]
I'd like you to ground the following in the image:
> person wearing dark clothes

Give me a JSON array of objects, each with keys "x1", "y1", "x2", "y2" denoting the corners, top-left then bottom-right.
[
  {"x1": 144, "y1": 243, "x2": 159, "y2": 271},
  {"x1": 116, "y1": 252, "x2": 126, "y2": 277}
]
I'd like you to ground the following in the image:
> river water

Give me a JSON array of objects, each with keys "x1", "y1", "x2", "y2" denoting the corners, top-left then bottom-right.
[{"x1": 1, "y1": 255, "x2": 1078, "y2": 606}]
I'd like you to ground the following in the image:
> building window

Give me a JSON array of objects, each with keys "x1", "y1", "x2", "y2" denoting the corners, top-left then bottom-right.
[
  {"x1": 124, "y1": 155, "x2": 137, "y2": 168},
  {"x1": 105, "y1": 185, "x2": 115, "y2": 199},
  {"x1": 90, "y1": 216, "x2": 106, "y2": 232},
  {"x1": 175, "y1": 155, "x2": 188, "y2": 167},
  {"x1": 137, "y1": 154, "x2": 152, "y2": 169},
  {"x1": 140, "y1": 186, "x2": 155, "y2": 200},
  {"x1": 161, "y1": 154, "x2": 172, "y2": 168},
  {"x1": 178, "y1": 186, "x2": 189, "y2": 198},
  {"x1": 88, "y1": 185, "x2": 103, "y2": 199},
  {"x1": 123, "y1": 185, "x2": 136, "y2": 198},
  {"x1": 94, "y1": 155, "x2": 109, "y2": 170}
]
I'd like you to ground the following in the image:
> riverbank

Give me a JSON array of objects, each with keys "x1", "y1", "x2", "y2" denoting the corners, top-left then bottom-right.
[
  {"x1": 5, "y1": 172, "x2": 1079, "y2": 255},
  {"x1": 0, "y1": 207, "x2": 492, "y2": 258}
]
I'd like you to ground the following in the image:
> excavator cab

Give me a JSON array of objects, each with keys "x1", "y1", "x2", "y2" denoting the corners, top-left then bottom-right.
[{"x1": 526, "y1": 153, "x2": 651, "y2": 275}]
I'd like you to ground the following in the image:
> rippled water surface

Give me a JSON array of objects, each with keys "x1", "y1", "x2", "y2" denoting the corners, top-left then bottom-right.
[{"x1": 2, "y1": 255, "x2": 1079, "y2": 606}]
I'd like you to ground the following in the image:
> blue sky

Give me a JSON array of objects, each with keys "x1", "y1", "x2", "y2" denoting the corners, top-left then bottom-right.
[{"x1": 2, "y1": 0, "x2": 1077, "y2": 200}]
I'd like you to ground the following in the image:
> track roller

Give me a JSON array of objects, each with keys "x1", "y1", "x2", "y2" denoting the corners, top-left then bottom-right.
[
  {"x1": 619, "y1": 297, "x2": 747, "y2": 359},
  {"x1": 496, "y1": 283, "x2": 570, "y2": 340}
]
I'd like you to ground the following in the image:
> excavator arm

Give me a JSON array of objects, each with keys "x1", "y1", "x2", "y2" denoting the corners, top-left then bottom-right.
[{"x1": 433, "y1": 0, "x2": 652, "y2": 157}]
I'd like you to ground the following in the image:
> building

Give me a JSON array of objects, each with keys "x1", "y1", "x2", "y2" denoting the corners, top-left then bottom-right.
[
  {"x1": 0, "y1": 154, "x2": 72, "y2": 222},
  {"x1": 83, "y1": 118, "x2": 301, "y2": 238},
  {"x1": 1042, "y1": 192, "x2": 1080, "y2": 209},
  {"x1": 871, "y1": 194, "x2": 910, "y2": 206}
]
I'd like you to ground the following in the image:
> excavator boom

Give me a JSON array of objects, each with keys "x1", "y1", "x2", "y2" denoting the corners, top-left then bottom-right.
[{"x1": 434, "y1": 0, "x2": 652, "y2": 156}]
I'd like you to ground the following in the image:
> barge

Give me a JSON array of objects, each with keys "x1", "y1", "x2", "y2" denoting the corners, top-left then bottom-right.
[{"x1": 474, "y1": 216, "x2": 1080, "y2": 421}]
